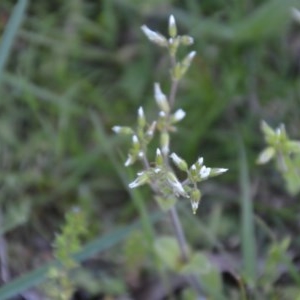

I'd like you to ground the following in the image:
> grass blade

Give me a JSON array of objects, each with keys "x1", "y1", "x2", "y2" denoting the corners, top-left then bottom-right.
[
  {"x1": 239, "y1": 140, "x2": 257, "y2": 284},
  {"x1": 0, "y1": 0, "x2": 28, "y2": 82}
]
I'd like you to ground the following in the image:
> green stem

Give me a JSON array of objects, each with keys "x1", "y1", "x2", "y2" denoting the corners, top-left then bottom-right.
[
  {"x1": 168, "y1": 206, "x2": 189, "y2": 261},
  {"x1": 164, "y1": 51, "x2": 203, "y2": 296}
]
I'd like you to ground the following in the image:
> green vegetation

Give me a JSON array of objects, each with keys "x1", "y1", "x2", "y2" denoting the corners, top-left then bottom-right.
[{"x1": 0, "y1": 0, "x2": 300, "y2": 299}]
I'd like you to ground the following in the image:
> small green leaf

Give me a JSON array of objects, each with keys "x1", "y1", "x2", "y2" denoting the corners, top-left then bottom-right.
[
  {"x1": 261, "y1": 237, "x2": 291, "y2": 288},
  {"x1": 181, "y1": 252, "x2": 223, "y2": 296},
  {"x1": 285, "y1": 141, "x2": 300, "y2": 154},
  {"x1": 283, "y1": 171, "x2": 300, "y2": 196},
  {"x1": 154, "y1": 236, "x2": 181, "y2": 271},
  {"x1": 261, "y1": 120, "x2": 275, "y2": 139}
]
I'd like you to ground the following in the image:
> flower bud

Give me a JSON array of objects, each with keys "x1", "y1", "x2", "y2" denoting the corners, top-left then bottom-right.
[
  {"x1": 212, "y1": 168, "x2": 228, "y2": 175},
  {"x1": 112, "y1": 126, "x2": 133, "y2": 135},
  {"x1": 124, "y1": 154, "x2": 135, "y2": 167},
  {"x1": 160, "y1": 132, "x2": 170, "y2": 156},
  {"x1": 166, "y1": 172, "x2": 188, "y2": 198},
  {"x1": 146, "y1": 121, "x2": 156, "y2": 140},
  {"x1": 190, "y1": 189, "x2": 201, "y2": 214},
  {"x1": 170, "y1": 152, "x2": 188, "y2": 171},
  {"x1": 180, "y1": 51, "x2": 196, "y2": 76},
  {"x1": 168, "y1": 15, "x2": 177, "y2": 38},
  {"x1": 141, "y1": 25, "x2": 168, "y2": 47},
  {"x1": 137, "y1": 106, "x2": 146, "y2": 128},
  {"x1": 132, "y1": 135, "x2": 140, "y2": 150},
  {"x1": 129, "y1": 171, "x2": 149, "y2": 189},
  {"x1": 155, "y1": 148, "x2": 164, "y2": 166},
  {"x1": 190, "y1": 164, "x2": 198, "y2": 180},
  {"x1": 179, "y1": 35, "x2": 194, "y2": 45},
  {"x1": 196, "y1": 157, "x2": 204, "y2": 168},
  {"x1": 154, "y1": 83, "x2": 170, "y2": 113}
]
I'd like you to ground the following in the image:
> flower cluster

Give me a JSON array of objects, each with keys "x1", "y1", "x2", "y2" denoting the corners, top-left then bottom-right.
[
  {"x1": 113, "y1": 15, "x2": 228, "y2": 213},
  {"x1": 257, "y1": 121, "x2": 300, "y2": 195}
]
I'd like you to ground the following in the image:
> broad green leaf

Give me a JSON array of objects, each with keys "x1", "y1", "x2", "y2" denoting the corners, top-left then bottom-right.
[
  {"x1": 181, "y1": 251, "x2": 211, "y2": 275},
  {"x1": 154, "y1": 236, "x2": 181, "y2": 271},
  {"x1": 181, "y1": 252, "x2": 223, "y2": 297}
]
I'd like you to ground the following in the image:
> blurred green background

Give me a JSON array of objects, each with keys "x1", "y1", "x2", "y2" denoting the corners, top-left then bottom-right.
[{"x1": 0, "y1": 0, "x2": 300, "y2": 299}]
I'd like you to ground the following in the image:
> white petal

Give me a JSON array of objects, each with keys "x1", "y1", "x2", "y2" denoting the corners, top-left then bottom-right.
[
  {"x1": 214, "y1": 168, "x2": 228, "y2": 174},
  {"x1": 197, "y1": 157, "x2": 203, "y2": 165},
  {"x1": 173, "y1": 109, "x2": 186, "y2": 121},
  {"x1": 112, "y1": 126, "x2": 121, "y2": 133},
  {"x1": 170, "y1": 153, "x2": 181, "y2": 165},
  {"x1": 138, "y1": 106, "x2": 144, "y2": 118}
]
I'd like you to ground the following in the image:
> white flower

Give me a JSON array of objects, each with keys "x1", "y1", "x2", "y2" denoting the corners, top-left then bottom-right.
[{"x1": 199, "y1": 166, "x2": 211, "y2": 179}]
